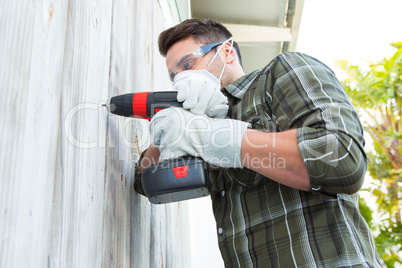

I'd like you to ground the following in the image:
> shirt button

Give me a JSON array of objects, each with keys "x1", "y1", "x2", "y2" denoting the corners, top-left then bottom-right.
[
  {"x1": 218, "y1": 228, "x2": 223, "y2": 235},
  {"x1": 221, "y1": 191, "x2": 225, "y2": 197}
]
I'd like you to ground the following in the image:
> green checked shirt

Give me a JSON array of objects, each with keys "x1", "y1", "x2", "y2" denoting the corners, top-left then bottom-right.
[
  {"x1": 209, "y1": 52, "x2": 380, "y2": 267},
  {"x1": 135, "y1": 52, "x2": 381, "y2": 267}
]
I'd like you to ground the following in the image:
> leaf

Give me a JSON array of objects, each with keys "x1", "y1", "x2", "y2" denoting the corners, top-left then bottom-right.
[
  {"x1": 390, "y1": 42, "x2": 402, "y2": 49},
  {"x1": 359, "y1": 197, "x2": 374, "y2": 228}
]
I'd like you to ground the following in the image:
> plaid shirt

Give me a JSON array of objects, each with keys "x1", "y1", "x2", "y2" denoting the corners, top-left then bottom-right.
[
  {"x1": 135, "y1": 52, "x2": 381, "y2": 267},
  {"x1": 209, "y1": 52, "x2": 381, "y2": 267}
]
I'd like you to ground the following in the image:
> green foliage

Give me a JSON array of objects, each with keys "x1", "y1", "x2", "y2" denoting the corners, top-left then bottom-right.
[
  {"x1": 336, "y1": 42, "x2": 402, "y2": 266},
  {"x1": 374, "y1": 220, "x2": 402, "y2": 267},
  {"x1": 358, "y1": 197, "x2": 374, "y2": 228}
]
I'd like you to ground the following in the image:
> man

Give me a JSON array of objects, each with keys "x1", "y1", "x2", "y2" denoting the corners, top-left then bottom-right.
[{"x1": 134, "y1": 19, "x2": 381, "y2": 267}]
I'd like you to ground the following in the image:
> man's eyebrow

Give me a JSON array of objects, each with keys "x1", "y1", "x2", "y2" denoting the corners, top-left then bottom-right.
[{"x1": 176, "y1": 54, "x2": 193, "y2": 67}]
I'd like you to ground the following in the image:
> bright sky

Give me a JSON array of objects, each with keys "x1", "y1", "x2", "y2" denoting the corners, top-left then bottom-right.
[{"x1": 296, "y1": 0, "x2": 402, "y2": 79}]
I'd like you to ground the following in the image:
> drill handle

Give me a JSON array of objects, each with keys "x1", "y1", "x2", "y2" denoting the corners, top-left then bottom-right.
[{"x1": 146, "y1": 91, "x2": 182, "y2": 119}]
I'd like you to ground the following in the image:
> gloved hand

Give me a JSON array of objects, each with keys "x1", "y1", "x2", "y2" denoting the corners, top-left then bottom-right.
[
  {"x1": 174, "y1": 70, "x2": 229, "y2": 118},
  {"x1": 150, "y1": 107, "x2": 250, "y2": 168}
]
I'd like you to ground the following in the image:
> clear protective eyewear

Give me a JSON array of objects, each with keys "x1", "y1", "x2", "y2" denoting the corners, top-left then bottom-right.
[{"x1": 169, "y1": 41, "x2": 223, "y2": 82}]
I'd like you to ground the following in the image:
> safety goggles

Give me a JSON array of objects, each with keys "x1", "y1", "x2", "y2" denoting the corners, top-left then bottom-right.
[{"x1": 169, "y1": 41, "x2": 224, "y2": 82}]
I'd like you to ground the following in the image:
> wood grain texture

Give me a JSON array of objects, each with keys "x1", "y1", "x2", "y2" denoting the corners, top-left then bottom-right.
[{"x1": 0, "y1": 0, "x2": 192, "y2": 267}]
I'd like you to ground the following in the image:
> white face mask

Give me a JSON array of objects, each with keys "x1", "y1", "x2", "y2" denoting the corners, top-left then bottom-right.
[
  {"x1": 173, "y1": 38, "x2": 234, "y2": 88},
  {"x1": 177, "y1": 68, "x2": 222, "y2": 88}
]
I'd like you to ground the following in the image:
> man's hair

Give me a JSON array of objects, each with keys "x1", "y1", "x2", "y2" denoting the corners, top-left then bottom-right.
[{"x1": 158, "y1": 18, "x2": 242, "y2": 67}]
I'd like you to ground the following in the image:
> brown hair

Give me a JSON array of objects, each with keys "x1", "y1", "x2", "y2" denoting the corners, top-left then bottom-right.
[{"x1": 158, "y1": 18, "x2": 242, "y2": 66}]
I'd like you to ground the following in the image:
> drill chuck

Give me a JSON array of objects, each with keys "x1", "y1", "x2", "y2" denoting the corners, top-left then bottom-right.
[{"x1": 105, "y1": 99, "x2": 111, "y2": 112}]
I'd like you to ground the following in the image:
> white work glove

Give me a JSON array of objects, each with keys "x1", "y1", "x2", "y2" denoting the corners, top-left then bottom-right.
[
  {"x1": 150, "y1": 107, "x2": 250, "y2": 168},
  {"x1": 174, "y1": 70, "x2": 229, "y2": 118}
]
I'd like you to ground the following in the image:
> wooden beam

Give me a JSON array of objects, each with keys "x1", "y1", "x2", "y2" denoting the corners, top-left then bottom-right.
[
  {"x1": 224, "y1": 23, "x2": 292, "y2": 43},
  {"x1": 288, "y1": 0, "x2": 305, "y2": 51}
]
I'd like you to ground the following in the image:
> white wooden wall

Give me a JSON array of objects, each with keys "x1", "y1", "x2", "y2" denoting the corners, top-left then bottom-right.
[{"x1": 0, "y1": 0, "x2": 193, "y2": 267}]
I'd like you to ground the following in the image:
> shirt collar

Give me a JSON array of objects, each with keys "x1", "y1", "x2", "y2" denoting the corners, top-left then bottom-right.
[{"x1": 223, "y1": 68, "x2": 262, "y2": 99}]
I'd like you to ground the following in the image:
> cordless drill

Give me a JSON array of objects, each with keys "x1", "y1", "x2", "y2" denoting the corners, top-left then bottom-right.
[
  {"x1": 104, "y1": 92, "x2": 209, "y2": 204},
  {"x1": 104, "y1": 91, "x2": 181, "y2": 119}
]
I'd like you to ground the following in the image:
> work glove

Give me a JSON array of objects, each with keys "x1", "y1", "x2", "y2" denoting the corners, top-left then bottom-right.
[
  {"x1": 150, "y1": 107, "x2": 250, "y2": 168},
  {"x1": 174, "y1": 70, "x2": 229, "y2": 118}
]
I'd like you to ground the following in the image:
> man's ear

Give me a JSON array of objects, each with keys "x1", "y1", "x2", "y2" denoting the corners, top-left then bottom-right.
[{"x1": 222, "y1": 42, "x2": 237, "y2": 64}]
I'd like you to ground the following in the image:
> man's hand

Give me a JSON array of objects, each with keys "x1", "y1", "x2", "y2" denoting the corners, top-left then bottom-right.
[
  {"x1": 150, "y1": 107, "x2": 249, "y2": 168},
  {"x1": 138, "y1": 144, "x2": 160, "y2": 174},
  {"x1": 174, "y1": 70, "x2": 229, "y2": 118}
]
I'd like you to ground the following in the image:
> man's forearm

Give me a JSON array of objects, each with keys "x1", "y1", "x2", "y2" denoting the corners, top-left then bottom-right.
[
  {"x1": 139, "y1": 144, "x2": 160, "y2": 174},
  {"x1": 241, "y1": 129, "x2": 310, "y2": 191}
]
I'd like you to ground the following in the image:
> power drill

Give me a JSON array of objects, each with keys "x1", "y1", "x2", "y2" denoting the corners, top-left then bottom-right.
[{"x1": 104, "y1": 92, "x2": 209, "y2": 204}]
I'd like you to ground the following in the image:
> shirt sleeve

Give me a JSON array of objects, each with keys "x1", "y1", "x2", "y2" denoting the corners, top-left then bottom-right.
[{"x1": 268, "y1": 52, "x2": 367, "y2": 195}]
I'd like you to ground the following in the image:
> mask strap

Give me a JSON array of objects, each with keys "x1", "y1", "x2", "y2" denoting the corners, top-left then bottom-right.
[
  {"x1": 218, "y1": 39, "x2": 234, "y2": 81},
  {"x1": 206, "y1": 38, "x2": 233, "y2": 70}
]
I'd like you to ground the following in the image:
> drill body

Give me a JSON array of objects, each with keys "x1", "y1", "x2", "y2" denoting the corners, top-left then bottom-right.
[{"x1": 104, "y1": 91, "x2": 209, "y2": 204}]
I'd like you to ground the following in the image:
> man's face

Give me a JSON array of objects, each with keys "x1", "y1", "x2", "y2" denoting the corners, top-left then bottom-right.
[{"x1": 166, "y1": 37, "x2": 225, "y2": 83}]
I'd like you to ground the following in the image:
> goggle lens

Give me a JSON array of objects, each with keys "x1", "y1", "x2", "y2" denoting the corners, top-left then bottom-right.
[{"x1": 169, "y1": 42, "x2": 224, "y2": 82}]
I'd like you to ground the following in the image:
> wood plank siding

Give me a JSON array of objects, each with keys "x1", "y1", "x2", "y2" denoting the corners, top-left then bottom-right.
[{"x1": 0, "y1": 1, "x2": 192, "y2": 267}]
